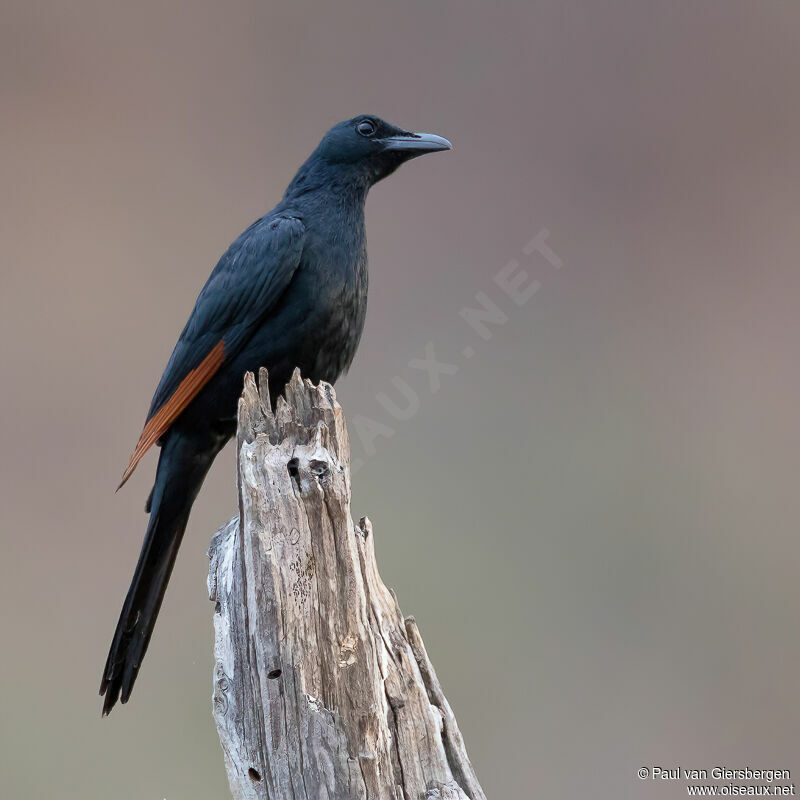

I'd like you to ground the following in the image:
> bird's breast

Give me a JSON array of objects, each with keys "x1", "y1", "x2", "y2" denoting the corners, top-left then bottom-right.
[{"x1": 285, "y1": 227, "x2": 368, "y2": 385}]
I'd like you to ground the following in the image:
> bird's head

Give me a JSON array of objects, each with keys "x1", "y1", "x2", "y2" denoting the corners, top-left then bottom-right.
[{"x1": 313, "y1": 115, "x2": 452, "y2": 184}]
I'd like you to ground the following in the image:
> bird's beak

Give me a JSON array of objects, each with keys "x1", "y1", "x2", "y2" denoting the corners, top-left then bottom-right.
[{"x1": 380, "y1": 132, "x2": 452, "y2": 154}]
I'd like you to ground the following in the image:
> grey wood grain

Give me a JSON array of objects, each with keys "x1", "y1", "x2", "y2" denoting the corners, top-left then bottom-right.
[{"x1": 207, "y1": 369, "x2": 486, "y2": 800}]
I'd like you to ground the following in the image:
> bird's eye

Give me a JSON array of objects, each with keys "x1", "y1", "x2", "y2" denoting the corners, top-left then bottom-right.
[{"x1": 356, "y1": 119, "x2": 377, "y2": 137}]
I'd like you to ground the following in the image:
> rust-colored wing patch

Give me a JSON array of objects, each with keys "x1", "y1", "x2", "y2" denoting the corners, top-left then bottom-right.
[{"x1": 118, "y1": 340, "x2": 225, "y2": 489}]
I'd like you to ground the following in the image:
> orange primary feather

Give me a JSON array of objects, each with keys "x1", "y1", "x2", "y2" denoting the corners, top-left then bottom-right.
[{"x1": 118, "y1": 340, "x2": 225, "y2": 489}]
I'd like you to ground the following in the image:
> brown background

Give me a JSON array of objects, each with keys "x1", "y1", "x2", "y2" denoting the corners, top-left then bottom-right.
[{"x1": 2, "y1": 2, "x2": 800, "y2": 798}]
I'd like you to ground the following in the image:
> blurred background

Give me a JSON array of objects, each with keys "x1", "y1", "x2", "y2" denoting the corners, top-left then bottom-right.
[{"x1": 2, "y1": 2, "x2": 799, "y2": 798}]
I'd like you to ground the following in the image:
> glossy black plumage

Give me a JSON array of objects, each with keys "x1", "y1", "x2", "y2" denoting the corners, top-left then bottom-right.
[{"x1": 100, "y1": 115, "x2": 450, "y2": 714}]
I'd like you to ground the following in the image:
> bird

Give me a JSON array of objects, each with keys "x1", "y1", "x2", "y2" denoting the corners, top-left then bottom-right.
[{"x1": 99, "y1": 115, "x2": 451, "y2": 715}]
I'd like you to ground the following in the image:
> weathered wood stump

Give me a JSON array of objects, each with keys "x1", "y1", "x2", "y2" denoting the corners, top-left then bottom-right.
[{"x1": 207, "y1": 369, "x2": 486, "y2": 800}]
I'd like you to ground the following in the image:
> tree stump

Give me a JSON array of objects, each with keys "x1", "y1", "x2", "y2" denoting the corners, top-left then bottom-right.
[{"x1": 207, "y1": 369, "x2": 486, "y2": 800}]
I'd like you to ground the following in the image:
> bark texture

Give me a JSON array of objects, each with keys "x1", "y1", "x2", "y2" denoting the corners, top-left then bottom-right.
[{"x1": 207, "y1": 369, "x2": 486, "y2": 800}]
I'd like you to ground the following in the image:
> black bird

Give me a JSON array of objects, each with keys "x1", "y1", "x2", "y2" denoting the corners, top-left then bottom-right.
[{"x1": 100, "y1": 115, "x2": 451, "y2": 715}]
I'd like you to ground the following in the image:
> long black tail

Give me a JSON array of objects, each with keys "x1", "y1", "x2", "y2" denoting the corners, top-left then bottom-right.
[{"x1": 100, "y1": 429, "x2": 224, "y2": 715}]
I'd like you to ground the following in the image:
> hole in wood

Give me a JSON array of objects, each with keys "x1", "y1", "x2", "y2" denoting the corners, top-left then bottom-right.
[
  {"x1": 287, "y1": 458, "x2": 299, "y2": 477},
  {"x1": 309, "y1": 459, "x2": 328, "y2": 477},
  {"x1": 267, "y1": 668, "x2": 282, "y2": 679},
  {"x1": 248, "y1": 768, "x2": 261, "y2": 782}
]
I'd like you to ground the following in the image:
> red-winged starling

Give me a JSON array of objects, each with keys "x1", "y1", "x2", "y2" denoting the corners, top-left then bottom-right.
[{"x1": 100, "y1": 115, "x2": 451, "y2": 715}]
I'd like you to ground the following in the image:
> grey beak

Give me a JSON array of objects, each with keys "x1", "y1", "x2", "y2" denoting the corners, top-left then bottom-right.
[{"x1": 381, "y1": 132, "x2": 452, "y2": 153}]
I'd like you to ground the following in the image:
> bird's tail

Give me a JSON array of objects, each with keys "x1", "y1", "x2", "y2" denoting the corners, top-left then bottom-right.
[{"x1": 100, "y1": 430, "x2": 222, "y2": 715}]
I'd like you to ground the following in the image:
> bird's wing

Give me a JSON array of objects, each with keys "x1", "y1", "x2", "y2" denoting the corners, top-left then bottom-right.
[{"x1": 118, "y1": 214, "x2": 305, "y2": 487}]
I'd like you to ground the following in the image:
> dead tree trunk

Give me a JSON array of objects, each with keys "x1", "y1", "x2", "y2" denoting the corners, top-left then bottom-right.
[{"x1": 207, "y1": 369, "x2": 486, "y2": 800}]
